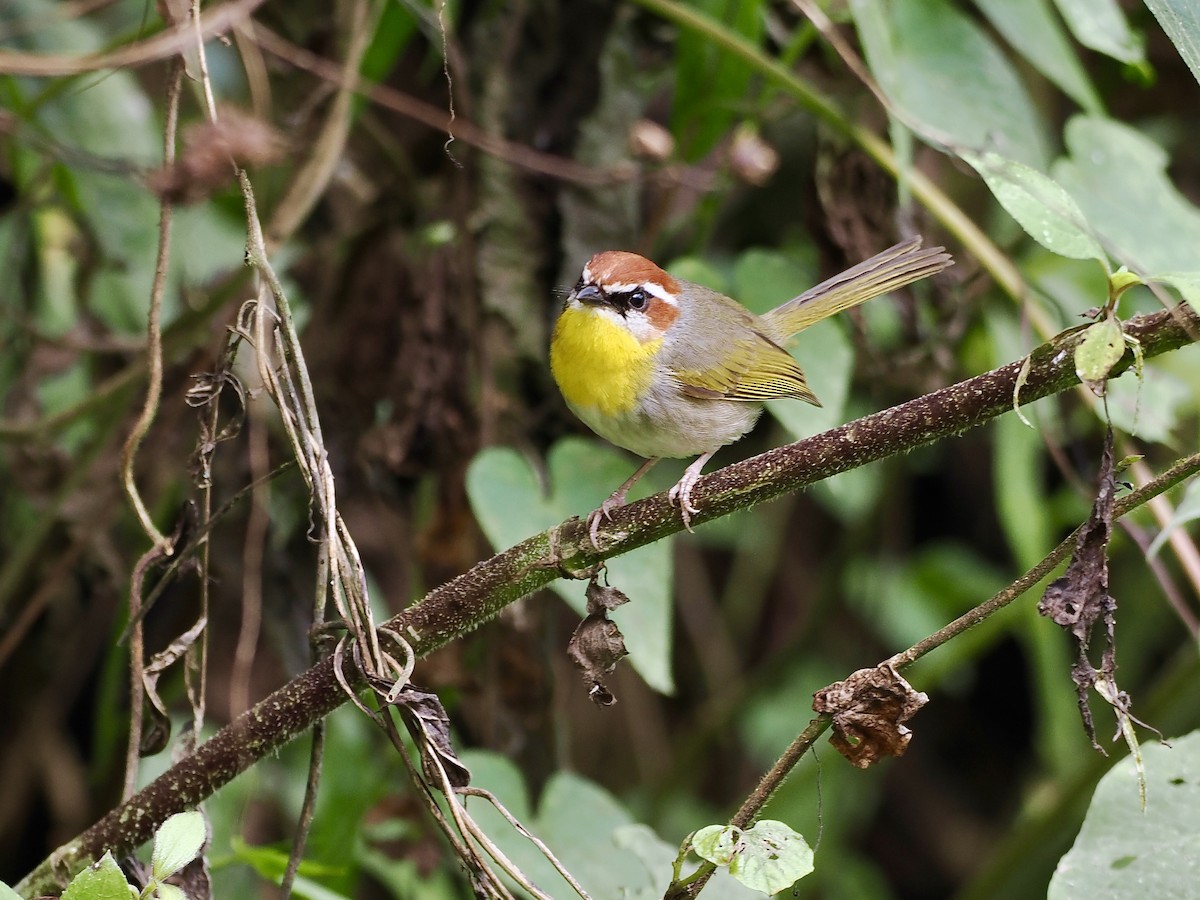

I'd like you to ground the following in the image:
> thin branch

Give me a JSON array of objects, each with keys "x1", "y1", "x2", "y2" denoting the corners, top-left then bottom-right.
[
  {"x1": 666, "y1": 447, "x2": 1200, "y2": 899},
  {"x1": 17, "y1": 302, "x2": 1200, "y2": 896},
  {"x1": 248, "y1": 24, "x2": 634, "y2": 187},
  {"x1": 0, "y1": 0, "x2": 267, "y2": 76},
  {"x1": 120, "y1": 60, "x2": 184, "y2": 550},
  {"x1": 265, "y1": 0, "x2": 382, "y2": 246}
]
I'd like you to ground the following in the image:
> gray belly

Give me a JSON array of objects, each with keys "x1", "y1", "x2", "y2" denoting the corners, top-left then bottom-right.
[{"x1": 570, "y1": 385, "x2": 763, "y2": 459}]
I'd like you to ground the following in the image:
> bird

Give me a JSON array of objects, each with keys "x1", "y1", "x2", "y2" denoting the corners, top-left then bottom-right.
[{"x1": 550, "y1": 236, "x2": 953, "y2": 546}]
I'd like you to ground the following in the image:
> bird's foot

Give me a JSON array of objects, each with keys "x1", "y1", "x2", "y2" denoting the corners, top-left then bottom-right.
[
  {"x1": 667, "y1": 452, "x2": 714, "y2": 533},
  {"x1": 587, "y1": 491, "x2": 627, "y2": 549}
]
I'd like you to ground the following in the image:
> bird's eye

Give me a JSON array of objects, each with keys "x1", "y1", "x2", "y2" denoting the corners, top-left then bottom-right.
[{"x1": 627, "y1": 289, "x2": 647, "y2": 310}]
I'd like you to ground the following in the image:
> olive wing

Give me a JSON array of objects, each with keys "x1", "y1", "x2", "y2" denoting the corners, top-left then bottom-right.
[{"x1": 671, "y1": 331, "x2": 820, "y2": 406}]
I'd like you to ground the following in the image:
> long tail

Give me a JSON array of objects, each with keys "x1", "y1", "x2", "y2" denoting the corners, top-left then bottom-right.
[{"x1": 762, "y1": 237, "x2": 953, "y2": 338}]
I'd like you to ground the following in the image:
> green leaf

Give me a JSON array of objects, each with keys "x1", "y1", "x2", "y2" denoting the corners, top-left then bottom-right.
[
  {"x1": 1152, "y1": 271, "x2": 1200, "y2": 311},
  {"x1": 668, "y1": 255, "x2": 730, "y2": 295},
  {"x1": 1095, "y1": 364, "x2": 1189, "y2": 445},
  {"x1": 1048, "y1": 732, "x2": 1200, "y2": 899},
  {"x1": 1144, "y1": 0, "x2": 1200, "y2": 89},
  {"x1": 727, "y1": 247, "x2": 855, "y2": 435},
  {"x1": 153, "y1": 884, "x2": 188, "y2": 900},
  {"x1": 730, "y1": 247, "x2": 818, "y2": 317},
  {"x1": 1108, "y1": 267, "x2": 1143, "y2": 301},
  {"x1": 994, "y1": 395, "x2": 1055, "y2": 570},
  {"x1": 466, "y1": 439, "x2": 674, "y2": 693},
  {"x1": 230, "y1": 836, "x2": 346, "y2": 886},
  {"x1": 1147, "y1": 477, "x2": 1200, "y2": 558},
  {"x1": 692, "y1": 824, "x2": 740, "y2": 866},
  {"x1": 845, "y1": 543, "x2": 1007, "y2": 683},
  {"x1": 1053, "y1": 116, "x2": 1200, "y2": 275},
  {"x1": 0, "y1": 881, "x2": 21, "y2": 899},
  {"x1": 974, "y1": 0, "x2": 1102, "y2": 113},
  {"x1": 727, "y1": 821, "x2": 814, "y2": 894},
  {"x1": 61, "y1": 851, "x2": 133, "y2": 900},
  {"x1": 766, "y1": 319, "x2": 854, "y2": 437},
  {"x1": 673, "y1": 0, "x2": 764, "y2": 160},
  {"x1": 1074, "y1": 317, "x2": 1126, "y2": 393},
  {"x1": 460, "y1": 751, "x2": 690, "y2": 899},
  {"x1": 1052, "y1": 0, "x2": 1146, "y2": 65},
  {"x1": 152, "y1": 810, "x2": 207, "y2": 881},
  {"x1": 851, "y1": 0, "x2": 1050, "y2": 168},
  {"x1": 963, "y1": 151, "x2": 1107, "y2": 264}
]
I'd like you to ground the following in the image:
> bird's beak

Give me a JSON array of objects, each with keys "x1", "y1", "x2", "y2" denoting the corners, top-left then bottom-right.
[{"x1": 575, "y1": 284, "x2": 604, "y2": 305}]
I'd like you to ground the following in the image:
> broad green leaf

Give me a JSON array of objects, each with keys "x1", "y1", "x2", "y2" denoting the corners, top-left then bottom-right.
[
  {"x1": 1049, "y1": 732, "x2": 1200, "y2": 898},
  {"x1": 974, "y1": 0, "x2": 1102, "y2": 113},
  {"x1": 667, "y1": 256, "x2": 730, "y2": 296},
  {"x1": 459, "y1": 751, "x2": 745, "y2": 899},
  {"x1": 0, "y1": 882, "x2": 21, "y2": 899},
  {"x1": 765, "y1": 319, "x2": 854, "y2": 438},
  {"x1": 1052, "y1": 0, "x2": 1146, "y2": 65},
  {"x1": 851, "y1": 0, "x2": 1050, "y2": 168},
  {"x1": 153, "y1": 884, "x2": 187, "y2": 900},
  {"x1": 1147, "y1": 477, "x2": 1200, "y2": 558},
  {"x1": 728, "y1": 820, "x2": 814, "y2": 894},
  {"x1": 845, "y1": 543, "x2": 1008, "y2": 684},
  {"x1": 1144, "y1": 0, "x2": 1200, "y2": 89},
  {"x1": 963, "y1": 151, "x2": 1106, "y2": 264},
  {"x1": 152, "y1": 810, "x2": 208, "y2": 881},
  {"x1": 466, "y1": 439, "x2": 674, "y2": 692},
  {"x1": 1074, "y1": 317, "x2": 1126, "y2": 393},
  {"x1": 995, "y1": 397, "x2": 1054, "y2": 570},
  {"x1": 730, "y1": 246, "x2": 819, "y2": 317},
  {"x1": 1096, "y1": 364, "x2": 1189, "y2": 445},
  {"x1": 61, "y1": 852, "x2": 133, "y2": 900},
  {"x1": 230, "y1": 836, "x2": 345, "y2": 885},
  {"x1": 1153, "y1": 272, "x2": 1200, "y2": 311},
  {"x1": 1053, "y1": 116, "x2": 1200, "y2": 276},
  {"x1": 673, "y1": 0, "x2": 764, "y2": 160}
]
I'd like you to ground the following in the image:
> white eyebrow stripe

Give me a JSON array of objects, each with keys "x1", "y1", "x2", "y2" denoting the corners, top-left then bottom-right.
[{"x1": 642, "y1": 282, "x2": 678, "y2": 303}]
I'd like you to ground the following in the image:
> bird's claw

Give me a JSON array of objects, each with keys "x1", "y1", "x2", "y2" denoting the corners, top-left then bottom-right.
[
  {"x1": 667, "y1": 482, "x2": 699, "y2": 532},
  {"x1": 587, "y1": 494, "x2": 625, "y2": 549}
]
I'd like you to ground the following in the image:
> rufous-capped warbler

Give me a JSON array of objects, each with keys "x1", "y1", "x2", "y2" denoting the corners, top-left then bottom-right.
[{"x1": 550, "y1": 237, "x2": 953, "y2": 545}]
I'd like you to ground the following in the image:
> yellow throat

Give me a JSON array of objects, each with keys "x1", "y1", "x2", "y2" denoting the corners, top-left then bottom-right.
[{"x1": 551, "y1": 306, "x2": 660, "y2": 417}]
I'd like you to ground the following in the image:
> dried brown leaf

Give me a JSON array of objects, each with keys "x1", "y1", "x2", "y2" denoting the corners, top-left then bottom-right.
[
  {"x1": 567, "y1": 614, "x2": 627, "y2": 706},
  {"x1": 392, "y1": 685, "x2": 471, "y2": 789},
  {"x1": 146, "y1": 109, "x2": 285, "y2": 204},
  {"x1": 1037, "y1": 428, "x2": 1129, "y2": 751},
  {"x1": 812, "y1": 665, "x2": 928, "y2": 768}
]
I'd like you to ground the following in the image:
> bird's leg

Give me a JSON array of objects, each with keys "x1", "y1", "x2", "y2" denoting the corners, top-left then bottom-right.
[
  {"x1": 667, "y1": 451, "x2": 716, "y2": 532},
  {"x1": 587, "y1": 457, "x2": 660, "y2": 548}
]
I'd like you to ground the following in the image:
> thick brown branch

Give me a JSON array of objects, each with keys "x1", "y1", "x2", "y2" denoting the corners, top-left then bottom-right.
[{"x1": 18, "y1": 303, "x2": 1200, "y2": 895}]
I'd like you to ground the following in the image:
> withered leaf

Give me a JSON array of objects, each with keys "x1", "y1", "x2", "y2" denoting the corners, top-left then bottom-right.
[
  {"x1": 813, "y1": 665, "x2": 928, "y2": 768},
  {"x1": 1038, "y1": 430, "x2": 1116, "y2": 645},
  {"x1": 392, "y1": 686, "x2": 471, "y2": 789},
  {"x1": 140, "y1": 615, "x2": 207, "y2": 757},
  {"x1": 585, "y1": 579, "x2": 630, "y2": 614},
  {"x1": 567, "y1": 614, "x2": 628, "y2": 706},
  {"x1": 146, "y1": 109, "x2": 285, "y2": 204},
  {"x1": 1038, "y1": 428, "x2": 1123, "y2": 751}
]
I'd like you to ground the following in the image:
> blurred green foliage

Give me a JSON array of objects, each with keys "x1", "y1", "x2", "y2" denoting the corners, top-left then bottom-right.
[{"x1": 4, "y1": 0, "x2": 1200, "y2": 898}]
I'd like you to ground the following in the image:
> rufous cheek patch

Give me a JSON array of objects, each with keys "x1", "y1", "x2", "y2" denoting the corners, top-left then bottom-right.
[{"x1": 645, "y1": 296, "x2": 680, "y2": 330}]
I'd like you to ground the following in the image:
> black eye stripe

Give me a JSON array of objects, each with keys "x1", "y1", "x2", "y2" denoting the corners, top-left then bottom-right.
[{"x1": 611, "y1": 288, "x2": 647, "y2": 311}]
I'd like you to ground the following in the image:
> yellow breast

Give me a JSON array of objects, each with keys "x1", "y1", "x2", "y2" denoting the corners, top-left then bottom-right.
[{"x1": 550, "y1": 306, "x2": 660, "y2": 417}]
